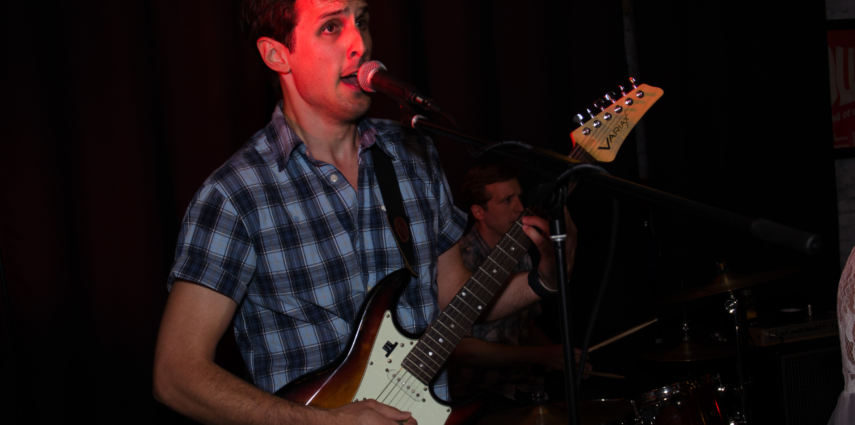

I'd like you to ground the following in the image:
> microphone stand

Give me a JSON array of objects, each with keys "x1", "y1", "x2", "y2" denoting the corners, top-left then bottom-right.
[
  {"x1": 407, "y1": 114, "x2": 822, "y2": 256},
  {"x1": 546, "y1": 185, "x2": 581, "y2": 425},
  {"x1": 405, "y1": 113, "x2": 822, "y2": 425}
]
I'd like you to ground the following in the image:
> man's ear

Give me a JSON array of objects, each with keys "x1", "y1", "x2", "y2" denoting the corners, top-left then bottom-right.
[
  {"x1": 256, "y1": 36, "x2": 291, "y2": 74},
  {"x1": 471, "y1": 204, "x2": 485, "y2": 221}
]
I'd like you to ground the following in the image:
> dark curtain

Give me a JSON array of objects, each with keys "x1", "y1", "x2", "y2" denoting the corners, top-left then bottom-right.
[{"x1": 1, "y1": 1, "x2": 837, "y2": 423}]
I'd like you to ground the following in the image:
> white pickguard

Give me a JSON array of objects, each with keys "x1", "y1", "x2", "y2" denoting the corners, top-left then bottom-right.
[{"x1": 352, "y1": 311, "x2": 451, "y2": 425}]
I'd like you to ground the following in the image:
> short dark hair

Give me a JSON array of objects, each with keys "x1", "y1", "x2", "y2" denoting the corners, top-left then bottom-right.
[
  {"x1": 460, "y1": 160, "x2": 520, "y2": 210},
  {"x1": 241, "y1": 0, "x2": 298, "y2": 50}
]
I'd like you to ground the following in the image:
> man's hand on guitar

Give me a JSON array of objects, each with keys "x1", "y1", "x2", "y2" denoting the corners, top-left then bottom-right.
[
  {"x1": 520, "y1": 215, "x2": 559, "y2": 292},
  {"x1": 331, "y1": 399, "x2": 416, "y2": 425}
]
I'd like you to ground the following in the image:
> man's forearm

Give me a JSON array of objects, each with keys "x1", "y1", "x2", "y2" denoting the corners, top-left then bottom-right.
[
  {"x1": 153, "y1": 356, "x2": 326, "y2": 425},
  {"x1": 481, "y1": 271, "x2": 539, "y2": 322}
]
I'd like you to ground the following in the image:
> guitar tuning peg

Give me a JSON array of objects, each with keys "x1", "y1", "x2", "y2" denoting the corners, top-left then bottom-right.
[
  {"x1": 585, "y1": 107, "x2": 602, "y2": 128},
  {"x1": 604, "y1": 91, "x2": 619, "y2": 104},
  {"x1": 627, "y1": 76, "x2": 645, "y2": 98},
  {"x1": 628, "y1": 76, "x2": 639, "y2": 89},
  {"x1": 574, "y1": 113, "x2": 592, "y2": 136},
  {"x1": 592, "y1": 99, "x2": 606, "y2": 111},
  {"x1": 617, "y1": 84, "x2": 627, "y2": 96}
]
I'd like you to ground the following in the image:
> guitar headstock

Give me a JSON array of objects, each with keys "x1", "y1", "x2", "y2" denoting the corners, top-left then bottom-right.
[{"x1": 570, "y1": 81, "x2": 663, "y2": 163}]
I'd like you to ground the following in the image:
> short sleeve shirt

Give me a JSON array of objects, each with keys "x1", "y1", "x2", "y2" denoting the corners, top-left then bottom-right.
[{"x1": 168, "y1": 104, "x2": 467, "y2": 397}]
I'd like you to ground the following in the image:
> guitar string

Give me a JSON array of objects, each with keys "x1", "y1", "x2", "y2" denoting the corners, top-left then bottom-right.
[
  {"x1": 377, "y1": 369, "x2": 418, "y2": 411},
  {"x1": 394, "y1": 373, "x2": 420, "y2": 411},
  {"x1": 376, "y1": 378, "x2": 400, "y2": 406},
  {"x1": 376, "y1": 367, "x2": 401, "y2": 404},
  {"x1": 376, "y1": 373, "x2": 401, "y2": 406}
]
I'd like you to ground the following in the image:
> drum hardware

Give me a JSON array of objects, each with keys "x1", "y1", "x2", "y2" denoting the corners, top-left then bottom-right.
[
  {"x1": 658, "y1": 262, "x2": 800, "y2": 424},
  {"x1": 642, "y1": 340, "x2": 735, "y2": 363},
  {"x1": 663, "y1": 266, "x2": 797, "y2": 305},
  {"x1": 632, "y1": 378, "x2": 726, "y2": 425},
  {"x1": 723, "y1": 291, "x2": 749, "y2": 425},
  {"x1": 642, "y1": 317, "x2": 734, "y2": 363}
]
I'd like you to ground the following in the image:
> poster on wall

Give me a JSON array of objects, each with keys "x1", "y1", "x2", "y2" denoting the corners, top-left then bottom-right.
[{"x1": 830, "y1": 29, "x2": 855, "y2": 148}]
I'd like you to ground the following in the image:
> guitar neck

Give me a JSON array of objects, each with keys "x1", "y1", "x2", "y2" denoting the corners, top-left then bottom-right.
[
  {"x1": 398, "y1": 80, "x2": 663, "y2": 386},
  {"x1": 401, "y1": 220, "x2": 531, "y2": 383}
]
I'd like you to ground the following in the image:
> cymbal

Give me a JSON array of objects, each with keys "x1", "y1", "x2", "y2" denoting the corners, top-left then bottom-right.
[
  {"x1": 642, "y1": 341, "x2": 734, "y2": 363},
  {"x1": 664, "y1": 267, "x2": 798, "y2": 304}
]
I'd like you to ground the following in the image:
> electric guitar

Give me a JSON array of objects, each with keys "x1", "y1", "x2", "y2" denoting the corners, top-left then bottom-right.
[{"x1": 276, "y1": 82, "x2": 663, "y2": 425}]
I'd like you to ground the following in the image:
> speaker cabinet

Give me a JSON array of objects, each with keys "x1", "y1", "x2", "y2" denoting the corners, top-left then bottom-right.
[{"x1": 749, "y1": 336, "x2": 843, "y2": 425}]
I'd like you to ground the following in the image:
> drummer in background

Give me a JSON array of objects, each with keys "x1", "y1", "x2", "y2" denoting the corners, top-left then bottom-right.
[
  {"x1": 828, "y1": 246, "x2": 855, "y2": 424},
  {"x1": 447, "y1": 159, "x2": 584, "y2": 405}
]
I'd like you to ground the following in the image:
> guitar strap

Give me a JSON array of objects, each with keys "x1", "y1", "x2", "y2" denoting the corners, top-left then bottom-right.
[{"x1": 370, "y1": 146, "x2": 417, "y2": 277}]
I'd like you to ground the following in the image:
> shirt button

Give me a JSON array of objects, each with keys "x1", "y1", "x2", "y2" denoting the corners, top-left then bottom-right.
[{"x1": 330, "y1": 174, "x2": 339, "y2": 183}]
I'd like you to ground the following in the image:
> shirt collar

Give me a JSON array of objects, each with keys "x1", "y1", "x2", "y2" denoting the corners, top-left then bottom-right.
[{"x1": 267, "y1": 103, "x2": 398, "y2": 171}]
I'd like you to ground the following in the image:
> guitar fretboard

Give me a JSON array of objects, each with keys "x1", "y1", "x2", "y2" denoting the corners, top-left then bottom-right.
[{"x1": 401, "y1": 220, "x2": 531, "y2": 384}]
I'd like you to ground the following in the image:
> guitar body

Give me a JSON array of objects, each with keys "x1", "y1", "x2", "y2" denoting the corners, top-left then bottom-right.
[{"x1": 276, "y1": 269, "x2": 479, "y2": 425}]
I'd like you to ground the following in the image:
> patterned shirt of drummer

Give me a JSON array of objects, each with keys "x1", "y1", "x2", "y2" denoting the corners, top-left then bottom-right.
[{"x1": 167, "y1": 104, "x2": 467, "y2": 398}]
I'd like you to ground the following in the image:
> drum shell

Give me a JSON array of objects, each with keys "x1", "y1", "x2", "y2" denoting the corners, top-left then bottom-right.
[{"x1": 633, "y1": 380, "x2": 725, "y2": 425}]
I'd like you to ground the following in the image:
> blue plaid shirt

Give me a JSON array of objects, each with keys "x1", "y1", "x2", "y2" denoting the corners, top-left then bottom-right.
[{"x1": 168, "y1": 105, "x2": 466, "y2": 398}]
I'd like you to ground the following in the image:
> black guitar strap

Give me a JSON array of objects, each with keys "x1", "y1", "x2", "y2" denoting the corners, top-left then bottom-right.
[{"x1": 370, "y1": 146, "x2": 417, "y2": 277}]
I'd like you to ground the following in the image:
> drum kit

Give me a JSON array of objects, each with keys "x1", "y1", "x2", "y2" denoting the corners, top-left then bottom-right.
[{"x1": 474, "y1": 263, "x2": 798, "y2": 425}]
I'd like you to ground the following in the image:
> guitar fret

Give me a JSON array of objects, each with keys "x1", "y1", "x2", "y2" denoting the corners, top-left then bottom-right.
[
  {"x1": 469, "y1": 275, "x2": 499, "y2": 295},
  {"x1": 458, "y1": 283, "x2": 488, "y2": 306},
  {"x1": 456, "y1": 297, "x2": 484, "y2": 315},
  {"x1": 480, "y1": 269, "x2": 506, "y2": 287},
  {"x1": 482, "y1": 256, "x2": 510, "y2": 277},
  {"x1": 422, "y1": 333, "x2": 453, "y2": 357},
  {"x1": 448, "y1": 305, "x2": 473, "y2": 324},
  {"x1": 436, "y1": 314, "x2": 467, "y2": 338},
  {"x1": 406, "y1": 346, "x2": 444, "y2": 380},
  {"x1": 412, "y1": 343, "x2": 444, "y2": 369},
  {"x1": 465, "y1": 278, "x2": 494, "y2": 307},
  {"x1": 402, "y1": 358, "x2": 433, "y2": 384},
  {"x1": 446, "y1": 303, "x2": 469, "y2": 318},
  {"x1": 436, "y1": 318, "x2": 465, "y2": 340},
  {"x1": 492, "y1": 253, "x2": 515, "y2": 269},
  {"x1": 494, "y1": 244, "x2": 519, "y2": 262}
]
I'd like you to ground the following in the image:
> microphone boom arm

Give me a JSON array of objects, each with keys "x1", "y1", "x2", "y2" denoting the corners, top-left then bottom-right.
[{"x1": 408, "y1": 115, "x2": 822, "y2": 256}]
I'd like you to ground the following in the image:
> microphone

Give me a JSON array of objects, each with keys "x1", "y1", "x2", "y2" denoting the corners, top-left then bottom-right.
[{"x1": 357, "y1": 60, "x2": 446, "y2": 117}]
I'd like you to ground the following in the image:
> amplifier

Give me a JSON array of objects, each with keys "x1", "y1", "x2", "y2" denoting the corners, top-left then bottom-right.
[{"x1": 749, "y1": 318, "x2": 838, "y2": 347}]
